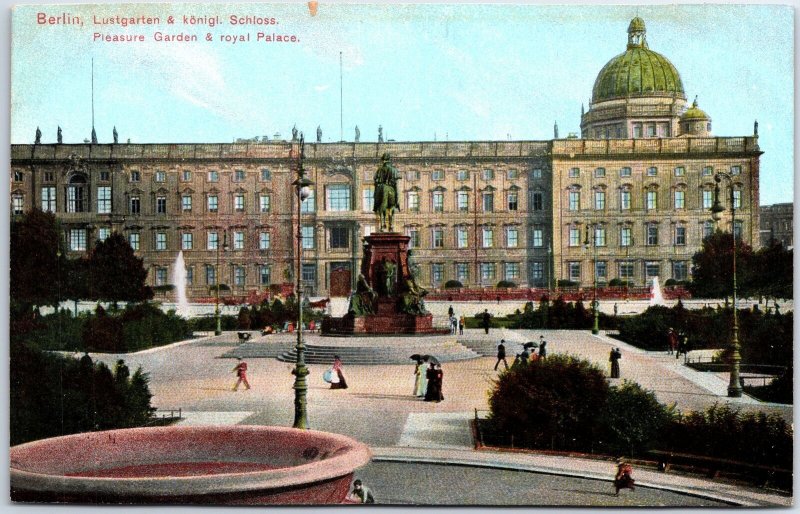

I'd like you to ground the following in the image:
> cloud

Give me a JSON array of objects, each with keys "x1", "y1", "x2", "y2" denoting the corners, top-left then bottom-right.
[
  {"x1": 106, "y1": 41, "x2": 252, "y2": 125},
  {"x1": 314, "y1": 84, "x2": 330, "y2": 92}
]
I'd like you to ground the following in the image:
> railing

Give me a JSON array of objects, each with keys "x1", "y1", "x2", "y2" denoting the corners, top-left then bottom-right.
[
  {"x1": 425, "y1": 286, "x2": 689, "y2": 302},
  {"x1": 144, "y1": 408, "x2": 183, "y2": 426}
]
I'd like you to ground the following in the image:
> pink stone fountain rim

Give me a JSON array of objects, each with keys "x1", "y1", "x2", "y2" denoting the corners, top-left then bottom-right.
[{"x1": 10, "y1": 425, "x2": 372, "y2": 498}]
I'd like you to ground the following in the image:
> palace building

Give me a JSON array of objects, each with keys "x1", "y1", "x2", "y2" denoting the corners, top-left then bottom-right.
[{"x1": 10, "y1": 17, "x2": 762, "y2": 299}]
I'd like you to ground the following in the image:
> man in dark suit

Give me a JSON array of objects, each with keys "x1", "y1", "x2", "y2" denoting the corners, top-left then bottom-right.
[{"x1": 494, "y1": 339, "x2": 508, "y2": 370}]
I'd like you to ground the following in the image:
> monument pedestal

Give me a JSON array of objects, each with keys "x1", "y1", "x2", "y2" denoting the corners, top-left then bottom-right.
[{"x1": 321, "y1": 232, "x2": 446, "y2": 335}]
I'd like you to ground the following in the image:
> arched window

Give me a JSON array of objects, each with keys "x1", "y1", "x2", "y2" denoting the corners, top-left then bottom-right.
[{"x1": 67, "y1": 175, "x2": 88, "y2": 213}]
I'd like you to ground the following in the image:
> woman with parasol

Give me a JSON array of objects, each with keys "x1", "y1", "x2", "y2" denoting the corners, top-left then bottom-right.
[
  {"x1": 410, "y1": 355, "x2": 427, "y2": 398},
  {"x1": 330, "y1": 355, "x2": 348, "y2": 389},
  {"x1": 422, "y1": 356, "x2": 442, "y2": 402}
]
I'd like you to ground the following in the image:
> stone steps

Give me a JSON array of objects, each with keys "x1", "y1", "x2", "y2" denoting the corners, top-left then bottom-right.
[{"x1": 276, "y1": 341, "x2": 480, "y2": 365}]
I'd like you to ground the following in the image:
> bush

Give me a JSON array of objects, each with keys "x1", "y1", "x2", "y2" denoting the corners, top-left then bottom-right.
[
  {"x1": 444, "y1": 280, "x2": 463, "y2": 289},
  {"x1": 600, "y1": 381, "x2": 675, "y2": 456},
  {"x1": 10, "y1": 343, "x2": 156, "y2": 445},
  {"x1": 663, "y1": 404, "x2": 792, "y2": 469},
  {"x1": 496, "y1": 280, "x2": 517, "y2": 288},
  {"x1": 744, "y1": 368, "x2": 793, "y2": 404},
  {"x1": 557, "y1": 279, "x2": 577, "y2": 287},
  {"x1": 484, "y1": 357, "x2": 792, "y2": 470},
  {"x1": 616, "y1": 303, "x2": 793, "y2": 365},
  {"x1": 488, "y1": 355, "x2": 609, "y2": 451},
  {"x1": 608, "y1": 278, "x2": 630, "y2": 287}
]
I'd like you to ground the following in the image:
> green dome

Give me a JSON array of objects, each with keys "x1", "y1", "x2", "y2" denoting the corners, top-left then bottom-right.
[
  {"x1": 591, "y1": 19, "x2": 685, "y2": 103},
  {"x1": 681, "y1": 97, "x2": 710, "y2": 120}
]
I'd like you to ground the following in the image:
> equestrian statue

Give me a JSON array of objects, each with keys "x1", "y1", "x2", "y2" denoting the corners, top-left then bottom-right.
[{"x1": 373, "y1": 152, "x2": 401, "y2": 232}]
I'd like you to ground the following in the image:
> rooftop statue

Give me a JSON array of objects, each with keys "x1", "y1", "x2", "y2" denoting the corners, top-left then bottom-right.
[{"x1": 35, "y1": 126, "x2": 41, "y2": 145}]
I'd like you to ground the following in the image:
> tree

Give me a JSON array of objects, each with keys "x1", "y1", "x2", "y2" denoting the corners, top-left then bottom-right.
[
  {"x1": 749, "y1": 241, "x2": 792, "y2": 301},
  {"x1": 688, "y1": 231, "x2": 754, "y2": 299},
  {"x1": 86, "y1": 233, "x2": 153, "y2": 305},
  {"x1": 10, "y1": 208, "x2": 64, "y2": 310}
]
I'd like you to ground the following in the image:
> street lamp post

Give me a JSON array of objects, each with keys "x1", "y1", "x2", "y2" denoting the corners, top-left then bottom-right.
[
  {"x1": 547, "y1": 242, "x2": 553, "y2": 292},
  {"x1": 584, "y1": 224, "x2": 600, "y2": 335},
  {"x1": 214, "y1": 230, "x2": 229, "y2": 336},
  {"x1": 292, "y1": 134, "x2": 313, "y2": 429},
  {"x1": 710, "y1": 172, "x2": 742, "y2": 398}
]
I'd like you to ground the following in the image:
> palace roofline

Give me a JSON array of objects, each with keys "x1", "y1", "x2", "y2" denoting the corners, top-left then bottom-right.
[{"x1": 11, "y1": 136, "x2": 760, "y2": 162}]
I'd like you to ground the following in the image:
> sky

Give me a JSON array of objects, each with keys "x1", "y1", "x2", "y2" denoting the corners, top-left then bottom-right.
[{"x1": 9, "y1": 2, "x2": 794, "y2": 204}]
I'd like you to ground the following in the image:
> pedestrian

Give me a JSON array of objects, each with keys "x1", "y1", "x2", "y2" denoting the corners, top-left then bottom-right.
[
  {"x1": 481, "y1": 309, "x2": 491, "y2": 334},
  {"x1": 450, "y1": 315, "x2": 458, "y2": 334},
  {"x1": 613, "y1": 303, "x2": 618, "y2": 317},
  {"x1": 667, "y1": 328, "x2": 677, "y2": 355},
  {"x1": 424, "y1": 362, "x2": 439, "y2": 402},
  {"x1": 519, "y1": 346, "x2": 531, "y2": 367},
  {"x1": 613, "y1": 459, "x2": 635, "y2": 495},
  {"x1": 331, "y1": 355, "x2": 348, "y2": 389},
  {"x1": 349, "y1": 479, "x2": 375, "y2": 504},
  {"x1": 458, "y1": 315, "x2": 465, "y2": 335},
  {"x1": 434, "y1": 364, "x2": 444, "y2": 402},
  {"x1": 232, "y1": 358, "x2": 251, "y2": 391},
  {"x1": 538, "y1": 339, "x2": 547, "y2": 360},
  {"x1": 448, "y1": 305, "x2": 454, "y2": 318},
  {"x1": 676, "y1": 334, "x2": 687, "y2": 360},
  {"x1": 413, "y1": 358, "x2": 427, "y2": 398},
  {"x1": 609, "y1": 347, "x2": 621, "y2": 378},
  {"x1": 494, "y1": 339, "x2": 508, "y2": 370}
]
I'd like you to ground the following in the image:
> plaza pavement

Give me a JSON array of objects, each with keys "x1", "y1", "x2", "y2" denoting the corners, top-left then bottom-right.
[{"x1": 86, "y1": 328, "x2": 793, "y2": 506}]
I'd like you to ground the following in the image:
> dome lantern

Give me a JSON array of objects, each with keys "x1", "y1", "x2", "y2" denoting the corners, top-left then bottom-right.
[{"x1": 627, "y1": 16, "x2": 647, "y2": 48}]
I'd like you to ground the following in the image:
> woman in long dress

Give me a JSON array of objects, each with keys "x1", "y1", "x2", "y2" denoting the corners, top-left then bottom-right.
[
  {"x1": 413, "y1": 359, "x2": 427, "y2": 397},
  {"x1": 331, "y1": 355, "x2": 348, "y2": 389},
  {"x1": 424, "y1": 363, "x2": 438, "y2": 401}
]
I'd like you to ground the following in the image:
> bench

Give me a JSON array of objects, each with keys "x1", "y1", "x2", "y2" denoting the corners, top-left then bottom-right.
[
  {"x1": 237, "y1": 332, "x2": 252, "y2": 342},
  {"x1": 648, "y1": 450, "x2": 791, "y2": 489}
]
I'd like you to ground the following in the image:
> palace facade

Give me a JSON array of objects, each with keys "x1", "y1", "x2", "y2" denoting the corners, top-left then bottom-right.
[{"x1": 10, "y1": 18, "x2": 762, "y2": 299}]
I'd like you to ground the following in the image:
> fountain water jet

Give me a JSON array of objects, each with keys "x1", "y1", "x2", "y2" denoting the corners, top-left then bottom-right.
[
  {"x1": 172, "y1": 251, "x2": 190, "y2": 317},
  {"x1": 650, "y1": 276, "x2": 665, "y2": 306}
]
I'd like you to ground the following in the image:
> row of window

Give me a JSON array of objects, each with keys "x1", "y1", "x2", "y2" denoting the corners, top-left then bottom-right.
[
  {"x1": 404, "y1": 168, "x2": 542, "y2": 182},
  {"x1": 568, "y1": 165, "x2": 741, "y2": 179},
  {"x1": 566, "y1": 188, "x2": 742, "y2": 211},
  {"x1": 19, "y1": 180, "x2": 740, "y2": 217},
  {"x1": 23, "y1": 185, "x2": 545, "y2": 216},
  {"x1": 129, "y1": 169, "x2": 273, "y2": 184},
  {"x1": 407, "y1": 226, "x2": 524, "y2": 249},
  {"x1": 153, "y1": 264, "x2": 276, "y2": 288},
  {"x1": 401, "y1": 190, "x2": 540, "y2": 213},
  {"x1": 567, "y1": 260, "x2": 690, "y2": 282},
  {"x1": 151, "y1": 258, "x2": 690, "y2": 289},
  {"x1": 568, "y1": 221, "x2": 742, "y2": 248},
  {"x1": 13, "y1": 170, "x2": 111, "y2": 183},
  {"x1": 13, "y1": 163, "x2": 745, "y2": 188},
  {"x1": 152, "y1": 263, "x2": 316, "y2": 288}
]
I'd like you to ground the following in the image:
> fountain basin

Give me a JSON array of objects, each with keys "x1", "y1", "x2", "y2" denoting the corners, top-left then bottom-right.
[{"x1": 10, "y1": 426, "x2": 372, "y2": 505}]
